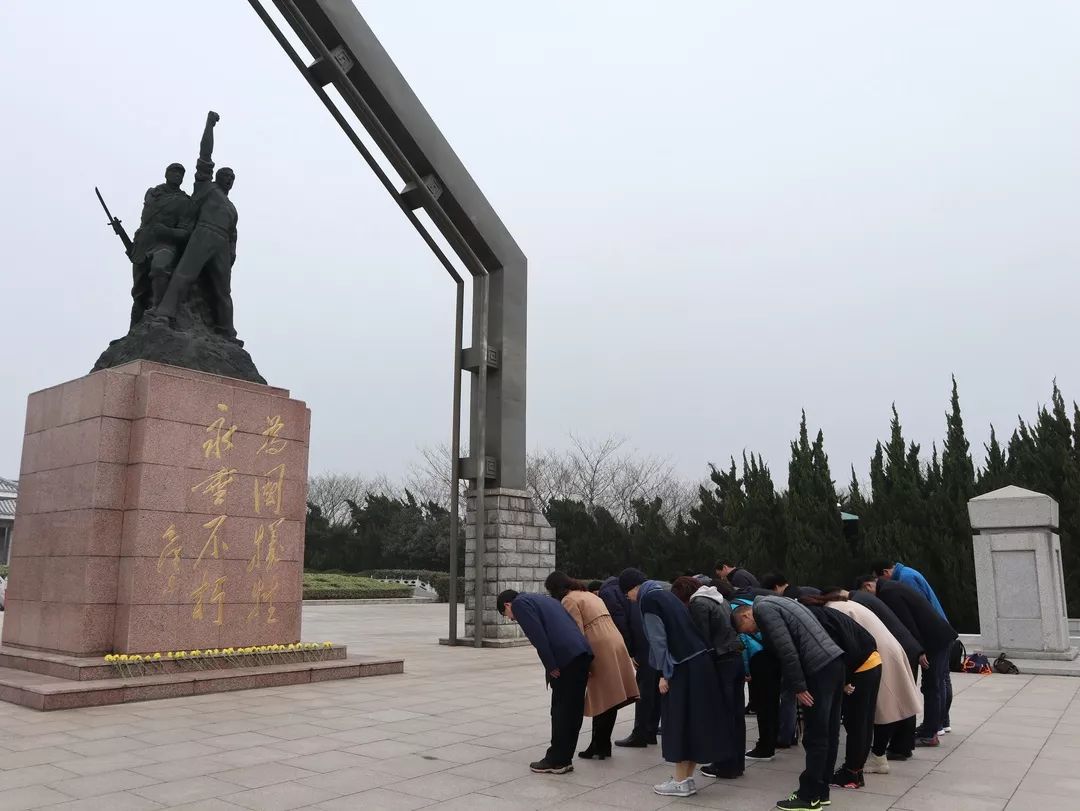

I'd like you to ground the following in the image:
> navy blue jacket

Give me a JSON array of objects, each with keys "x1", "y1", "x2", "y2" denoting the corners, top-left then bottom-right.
[
  {"x1": 597, "y1": 576, "x2": 632, "y2": 651},
  {"x1": 511, "y1": 593, "x2": 592, "y2": 673}
]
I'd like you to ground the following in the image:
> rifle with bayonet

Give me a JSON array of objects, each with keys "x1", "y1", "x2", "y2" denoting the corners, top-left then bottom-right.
[{"x1": 95, "y1": 186, "x2": 134, "y2": 258}]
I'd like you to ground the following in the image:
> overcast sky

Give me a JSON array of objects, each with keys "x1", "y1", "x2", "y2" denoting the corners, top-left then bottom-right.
[{"x1": 2, "y1": 1, "x2": 1079, "y2": 491}]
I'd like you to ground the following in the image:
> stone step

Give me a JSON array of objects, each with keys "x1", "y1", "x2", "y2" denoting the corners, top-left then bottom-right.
[
  {"x1": 0, "y1": 654, "x2": 403, "y2": 711},
  {"x1": 0, "y1": 644, "x2": 349, "y2": 682}
]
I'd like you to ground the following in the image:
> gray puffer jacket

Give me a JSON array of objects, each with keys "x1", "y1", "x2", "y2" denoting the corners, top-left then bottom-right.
[
  {"x1": 752, "y1": 595, "x2": 842, "y2": 693},
  {"x1": 688, "y1": 587, "x2": 741, "y2": 659}
]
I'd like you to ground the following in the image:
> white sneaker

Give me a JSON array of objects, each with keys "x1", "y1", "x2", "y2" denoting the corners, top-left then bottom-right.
[
  {"x1": 867, "y1": 753, "x2": 890, "y2": 774},
  {"x1": 654, "y1": 778, "x2": 697, "y2": 797},
  {"x1": 941, "y1": 726, "x2": 952, "y2": 734}
]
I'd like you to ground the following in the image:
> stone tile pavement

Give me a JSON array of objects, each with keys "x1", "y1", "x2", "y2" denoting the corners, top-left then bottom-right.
[{"x1": 0, "y1": 604, "x2": 1078, "y2": 810}]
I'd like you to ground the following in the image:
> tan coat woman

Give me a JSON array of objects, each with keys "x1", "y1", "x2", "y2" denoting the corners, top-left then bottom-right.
[{"x1": 546, "y1": 573, "x2": 639, "y2": 760}]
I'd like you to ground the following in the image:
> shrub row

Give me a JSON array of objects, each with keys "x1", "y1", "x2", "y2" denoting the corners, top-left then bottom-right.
[{"x1": 302, "y1": 572, "x2": 412, "y2": 600}]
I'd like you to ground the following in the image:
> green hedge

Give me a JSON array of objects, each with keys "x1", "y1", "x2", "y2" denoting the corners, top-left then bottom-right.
[
  {"x1": 0, "y1": 564, "x2": 8, "y2": 579},
  {"x1": 357, "y1": 569, "x2": 464, "y2": 604},
  {"x1": 303, "y1": 572, "x2": 412, "y2": 600}
]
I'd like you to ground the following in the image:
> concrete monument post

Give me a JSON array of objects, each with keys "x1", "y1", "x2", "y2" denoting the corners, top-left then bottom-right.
[{"x1": 967, "y1": 485, "x2": 1077, "y2": 660}]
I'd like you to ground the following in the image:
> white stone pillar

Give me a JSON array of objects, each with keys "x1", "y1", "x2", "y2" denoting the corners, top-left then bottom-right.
[{"x1": 968, "y1": 485, "x2": 1076, "y2": 660}]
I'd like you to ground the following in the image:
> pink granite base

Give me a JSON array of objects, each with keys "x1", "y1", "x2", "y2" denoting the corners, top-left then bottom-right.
[
  {"x1": 4, "y1": 362, "x2": 310, "y2": 657},
  {"x1": 0, "y1": 652, "x2": 403, "y2": 711}
]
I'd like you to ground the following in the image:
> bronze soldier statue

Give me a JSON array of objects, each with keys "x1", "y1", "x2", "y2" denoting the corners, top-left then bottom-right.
[
  {"x1": 154, "y1": 111, "x2": 238, "y2": 339},
  {"x1": 128, "y1": 163, "x2": 191, "y2": 327}
]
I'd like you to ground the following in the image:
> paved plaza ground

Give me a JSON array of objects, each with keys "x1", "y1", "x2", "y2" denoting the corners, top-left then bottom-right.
[{"x1": 0, "y1": 604, "x2": 1078, "y2": 811}]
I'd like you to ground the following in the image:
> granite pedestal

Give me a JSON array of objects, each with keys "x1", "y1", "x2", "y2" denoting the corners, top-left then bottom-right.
[
  {"x1": 0, "y1": 361, "x2": 402, "y2": 709},
  {"x1": 968, "y1": 485, "x2": 1077, "y2": 661}
]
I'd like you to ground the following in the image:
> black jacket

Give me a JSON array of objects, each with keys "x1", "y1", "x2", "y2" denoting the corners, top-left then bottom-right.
[
  {"x1": 876, "y1": 580, "x2": 957, "y2": 654},
  {"x1": 806, "y1": 604, "x2": 878, "y2": 682},
  {"x1": 728, "y1": 568, "x2": 760, "y2": 589},
  {"x1": 850, "y1": 590, "x2": 923, "y2": 663}
]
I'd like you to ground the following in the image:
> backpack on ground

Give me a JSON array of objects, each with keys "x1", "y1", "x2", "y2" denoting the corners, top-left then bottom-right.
[
  {"x1": 993, "y1": 653, "x2": 1020, "y2": 675},
  {"x1": 949, "y1": 639, "x2": 966, "y2": 672},
  {"x1": 961, "y1": 652, "x2": 993, "y2": 674}
]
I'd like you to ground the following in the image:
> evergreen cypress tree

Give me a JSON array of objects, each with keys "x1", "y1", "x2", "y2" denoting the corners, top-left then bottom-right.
[
  {"x1": 784, "y1": 413, "x2": 843, "y2": 588},
  {"x1": 937, "y1": 377, "x2": 977, "y2": 630},
  {"x1": 977, "y1": 426, "x2": 1009, "y2": 492},
  {"x1": 864, "y1": 405, "x2": 928, "y2": 573}
]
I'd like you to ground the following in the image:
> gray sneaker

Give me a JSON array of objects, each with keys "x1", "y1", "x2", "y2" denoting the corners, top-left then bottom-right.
[{"x1": 654, "y1": 777, "x2": 697, "y2": 797}]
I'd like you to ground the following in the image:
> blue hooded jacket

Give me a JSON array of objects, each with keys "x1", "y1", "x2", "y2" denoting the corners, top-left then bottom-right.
[{"x1": 891, "y1": 562, "x2": 947, "y2": 621}]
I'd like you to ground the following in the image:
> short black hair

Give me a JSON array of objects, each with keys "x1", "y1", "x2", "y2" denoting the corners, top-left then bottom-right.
[
  {"x1": 870, "y1": 560, "x2": 894, "y2": 577},
  {"x1": 587, "y1": 580, "x2": 603, "y2": 592},
  {"x1": 820, "y1": 585, "x2": 846, "y2": 596},
  {"x1": 497, "y1": 589, "x2": 518, "y2": 615},
  {"x1": 852, "y1": 574, "x2": 876, "y2": 591},
  {"x1": 760, "y1": 572, "x2": 789, "y2": 591},
  {"x1": 714, "y1": 560, "x2": 734, "y2": 571}
]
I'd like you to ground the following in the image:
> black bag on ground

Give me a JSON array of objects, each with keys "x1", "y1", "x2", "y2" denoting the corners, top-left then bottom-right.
[
  {"x1": 949, "y1": 638, "x2": 966, "y2": 672},
  {"x1": 993, "y1": 653, "x2": 1020, "y2": 675}
]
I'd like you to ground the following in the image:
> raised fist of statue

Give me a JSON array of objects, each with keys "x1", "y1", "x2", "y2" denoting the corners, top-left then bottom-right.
[{"x1": 207, "y1": 111, "x2": 220, "y2": 126}]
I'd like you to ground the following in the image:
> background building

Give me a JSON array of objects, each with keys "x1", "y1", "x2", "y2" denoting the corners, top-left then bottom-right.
[{"x1": 0, "y1": 477, "x2": 16, "y2": 565}]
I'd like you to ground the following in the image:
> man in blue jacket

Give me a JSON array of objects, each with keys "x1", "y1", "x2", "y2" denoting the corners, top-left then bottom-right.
[
  {"x1": 498, "y1": 590, "x2": 593, "y2": 774},
  {"x1": 872, "y1": 561, "x2": 946, "y2": 619}
]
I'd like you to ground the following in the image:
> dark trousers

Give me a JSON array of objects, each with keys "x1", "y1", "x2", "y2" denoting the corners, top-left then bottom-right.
[
  {"x1": 632, "y1": 663, "x2": 661, "y2": 738},
  {"x1": 749, "y1": 651, "x2": 782, "y2": 756},
  {"x1": 944, "y1": 670, "x2": 953, "y2": 727},
  {"x1": 873, "y1": 716, "x2": 915, "y2": 757},
  {"x1": 546, "y1": 654, "x2": 590, "y2": 767},
  {"x1": 590, "y1": 707, "x2": 618, "y2": 752},
  {"x1": 779, "y1": 689, "x2": 798, "y2": 745},
  {"x1": 917, "y1": 645, "x2": 950, "y2": 738},
  {"x1": 709, "y1": 654, "x2": 746, "y2": 776},
  {"x1": 798, "y1": 658, "x2": 844, "y2": 802},
  {"x1": 156, "y1": 227, "x2": 236, "y2": 337},
  {"x1": 842, "y1": 665, "x2": 881, "y2": 773}
]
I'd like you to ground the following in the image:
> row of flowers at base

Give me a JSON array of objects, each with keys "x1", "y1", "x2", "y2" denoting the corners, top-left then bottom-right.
[{"x1": 104, "y1": 642, "x2": 334, "y2": 663}]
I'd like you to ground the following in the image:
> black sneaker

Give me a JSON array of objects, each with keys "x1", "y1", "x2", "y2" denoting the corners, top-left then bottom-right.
[
  {"x1": 700, "y1": 763, "x2": 742, "y2": 779},
  {"x1": 745, "y1": 746, "x2": 776, "y2": 762},
  {"x1": 830, "y1": 768, "x2": 864, "y2": 789},
  {"x1": 615, "y1": 734, "x2": 649, "y2": 748},
  {"x1": 776, "y1": 792, "x2": 820, "y2": 810},
  {"x1": 529, "y1": 759, "x2": 573, "y2": 774},
  {"x1": 886, "y1": 750, "x2": 911, "y2": 761}
]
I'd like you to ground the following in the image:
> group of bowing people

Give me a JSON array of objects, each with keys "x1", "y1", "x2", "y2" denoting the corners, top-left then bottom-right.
[{"x1": 497, "y1": 559, "x2": 958, "y2": 811}]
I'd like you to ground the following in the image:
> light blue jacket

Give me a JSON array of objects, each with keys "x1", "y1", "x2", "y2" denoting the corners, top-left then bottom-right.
[{"x1": 892, "y1": 562, "x2": 947, "y2": 621}]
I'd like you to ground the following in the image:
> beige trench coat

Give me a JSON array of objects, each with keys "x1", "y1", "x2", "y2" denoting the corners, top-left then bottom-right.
[
  {"x1": 562, "y1": 591, "x2": 639, "y2": 717},
  {"x1": 828, "y1": 600, "x2": 923, "y2": 725}
]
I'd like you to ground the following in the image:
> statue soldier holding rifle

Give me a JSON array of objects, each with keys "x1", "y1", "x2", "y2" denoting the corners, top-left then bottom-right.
[
  {"x1": 96, "y1": 163, "x2": 191, "y2": 329},
  {"x1": 153, "y1": 110, "x2": 239, "y2": 340},
  {"x1": 128, "y1": 163, "x2": 190, "y2": 327}
]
